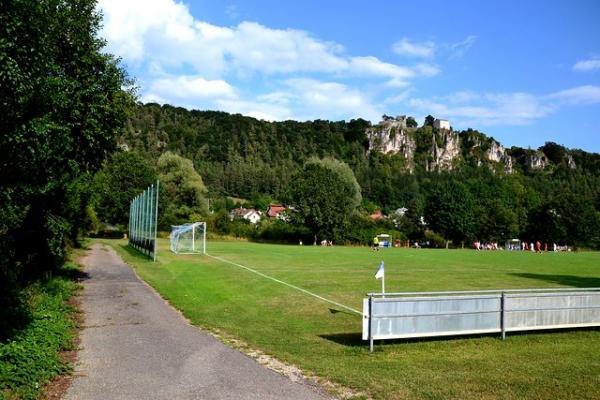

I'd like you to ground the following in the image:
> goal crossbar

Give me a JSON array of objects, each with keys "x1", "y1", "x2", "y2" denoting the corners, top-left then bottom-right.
[{"x1": 170, "y1": 222, "x2": 206, "y2": 254}]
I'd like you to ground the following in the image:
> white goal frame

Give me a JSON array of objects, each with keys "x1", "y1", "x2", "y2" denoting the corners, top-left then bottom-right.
[{"x1": 170, "y1": 222, "x2": 206, "y2": 254}]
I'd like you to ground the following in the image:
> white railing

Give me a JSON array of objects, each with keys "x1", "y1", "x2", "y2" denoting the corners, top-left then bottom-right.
[{"x1": 363, "y1": 288, "x2": 600, "y2": 351}]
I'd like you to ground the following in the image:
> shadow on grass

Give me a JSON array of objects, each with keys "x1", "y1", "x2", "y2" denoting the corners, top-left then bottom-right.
[
  {"x1": 328, "y1": 308, "x2": 358, "y2": 317},
  {"x1": 320, "y1": 326, "x2": 600, "y2": 348},
  {"x1": 319, "y1": 332, "x2": 506, "y2": 347},
  {"x1": 55, "y1": 264, "x2": 90, "y2": 282},
  {"x1": 510, "y1": 273, "x2": 600, "y2": 288},
  {"x1": 506, "y1": 325, "x2": 600, "y2": 338},
  {"x1": 117, "y1": 243, "x2": 154, "y2": 262},
  {"x1": 1, "y1": 262, "x2": 86, "y2": 342}
]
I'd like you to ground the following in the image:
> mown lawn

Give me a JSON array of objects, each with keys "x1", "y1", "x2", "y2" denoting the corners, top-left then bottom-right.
[{"x1": 104, "y1": 239, "x2": 600, "y2": 400}]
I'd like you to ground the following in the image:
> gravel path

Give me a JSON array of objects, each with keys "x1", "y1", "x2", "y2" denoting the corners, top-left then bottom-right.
[{"x1": 65, "y1": 243, "x2": 331, "y2": 400}]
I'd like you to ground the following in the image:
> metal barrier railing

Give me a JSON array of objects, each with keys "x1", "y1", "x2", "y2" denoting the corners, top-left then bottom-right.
[{"x1": 363, "y1": 288, "x2": 600, "y2": 351}]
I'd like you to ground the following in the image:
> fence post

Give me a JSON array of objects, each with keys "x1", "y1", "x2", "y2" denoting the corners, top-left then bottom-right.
[
  {"x1": 500, "y1": 291, "x2": 506, "y2": 340},
  {"x1": 153, "y1": 180, "x2": 159, "y2": 262},
  {"x1": 369, "y1": 295, "x2": 374, "y2": 352}
]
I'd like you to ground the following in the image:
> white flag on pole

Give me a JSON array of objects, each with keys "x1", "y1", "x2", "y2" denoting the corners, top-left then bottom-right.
[{"x1": 375, "y1": 261, "x2": 384, "y2": 279}]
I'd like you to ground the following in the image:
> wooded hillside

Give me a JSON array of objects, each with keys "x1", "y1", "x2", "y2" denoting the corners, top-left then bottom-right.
[{"x1": 118, "y1": 103, "x2": 600, "y2": 248}]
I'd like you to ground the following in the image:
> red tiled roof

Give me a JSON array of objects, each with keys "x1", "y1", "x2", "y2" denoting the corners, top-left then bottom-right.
[{"x1": 267, "y1": 204, "x2": 286, "y2": 218}]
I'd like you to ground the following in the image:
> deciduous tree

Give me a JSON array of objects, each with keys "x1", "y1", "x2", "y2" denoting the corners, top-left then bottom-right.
[
  {"x1": 0, "y1": 0, "x2": 131, "y2": 333},
  {"x1": 288, "y1": 158, "x2": 362, "y2": 240},
  {"x1": 157, "y1": 152, "x2": 208, "y2": 228}
]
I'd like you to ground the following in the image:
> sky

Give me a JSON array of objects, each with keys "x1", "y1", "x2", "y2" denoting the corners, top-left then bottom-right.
[{"x1": 98, "y1": 0, "x2": 600, "y2": 152}]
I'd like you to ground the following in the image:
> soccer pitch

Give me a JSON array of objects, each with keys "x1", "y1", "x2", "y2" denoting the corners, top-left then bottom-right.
[{"x1": 106, "y1": 239, "x2": 600, "y2": 400}]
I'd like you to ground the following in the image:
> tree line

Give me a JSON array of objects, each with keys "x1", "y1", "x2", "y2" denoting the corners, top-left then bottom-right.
[{"x1": 114, "y1": 104, "x2": 600, "y2": 249}]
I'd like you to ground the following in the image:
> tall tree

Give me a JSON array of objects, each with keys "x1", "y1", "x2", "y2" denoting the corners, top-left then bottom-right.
[
  {"x1": 425, "y1": 180, "x2": 475, "y2": 243},
  {"x1": 93, "y1": 151, "x2": 157, "y2": 226},
  {"x1": 0, "y1": 0, "x2": 131, "y2": 332},
  {"x1": 288, "y1": 157, "x2": 362, "y2": 240},
  {"x1": 157, "y1": 152, "x2": 208, "y2": 229},
  {"x1": 424, "y1": 115, "x2": 435, "y2": 127}
]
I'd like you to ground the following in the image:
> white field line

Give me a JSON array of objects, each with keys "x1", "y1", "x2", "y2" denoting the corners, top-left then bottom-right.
[{"x1": 206, "y1": 253, "x2": 362, "y2": 315}]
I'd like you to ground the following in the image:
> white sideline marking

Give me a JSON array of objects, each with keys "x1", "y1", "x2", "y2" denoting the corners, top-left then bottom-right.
[{"x1": 206, "y1": 253, "x2": 362, "y2": 315}]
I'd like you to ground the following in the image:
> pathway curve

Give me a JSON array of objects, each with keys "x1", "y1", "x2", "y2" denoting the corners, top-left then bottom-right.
[{"x1": 65, "y1": 243, "x2": 331, "y2": 400}]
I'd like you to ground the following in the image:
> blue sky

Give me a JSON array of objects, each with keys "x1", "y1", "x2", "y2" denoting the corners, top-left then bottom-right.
[{"x1": 98, "y1": 0, "x2": 600, "y2": 152}]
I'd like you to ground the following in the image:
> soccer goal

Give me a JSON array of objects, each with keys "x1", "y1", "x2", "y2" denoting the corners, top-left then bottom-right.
[{"x1": 170, "y1": 222, "x2": 206, "y2": 254}]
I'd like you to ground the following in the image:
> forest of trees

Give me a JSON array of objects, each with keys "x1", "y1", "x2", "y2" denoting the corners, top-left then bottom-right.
[{"x1": 113, "y1": 103, "x2": 600, "y2": 249}]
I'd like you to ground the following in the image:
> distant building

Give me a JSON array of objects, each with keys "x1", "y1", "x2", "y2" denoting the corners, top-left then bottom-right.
[
  {"x1": 395, "y1": 207, "x2": 408, "y2": 217},
  {"x1": 266, "y1": 204, "x2": 288, "y2": 221},
  {"x1": 433, "y1": 119, "x2": 450, "y2": 130},
  {"x1": 229, "y1": 208, "x2": 261, "y2": 224}
]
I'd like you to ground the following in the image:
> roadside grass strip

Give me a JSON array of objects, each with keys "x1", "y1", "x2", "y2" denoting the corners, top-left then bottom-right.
[{"x1": 206, "y1": 253, "x2": 362, "y2": 315}]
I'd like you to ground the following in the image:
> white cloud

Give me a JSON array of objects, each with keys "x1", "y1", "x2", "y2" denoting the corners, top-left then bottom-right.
[
  {"x1": 447, "y1": 35, "x2": 477, "y2": 59},
  {"x1": 573, "y1": 57, "x2": 600, "y2": 72},
  {"x1": 256, "y1": 92, "x2": 293, "y2": 106},
  {"x1": 408, "y1": 85, "x2": 600, "y2": 129},
  {"x1": 149, "y1": 76, "x2": 237, "y2": 100},
  {"x1": 213, "y1": 78, "x2": 382, "y2": 122},
  {"x1": 413, "y1": 63, "x2": 441, "y2": 77},
  {"x1": 445, "y1": 91, "x2": 480, "y2": 104},
  {"x1": 545, "y1": 85, "x2": 600, "y2": 104},
  {"x1": 99, "y1": 0, "x2": 195, "y2": 61},
  {"x1": 383, "y1": 89, "x2": 413, "y2": 105},
  {"x1": 97, "y1": 0, "x2": 438, "y2": 122},
  {"x1": 140, "y1": 92, "x2": 168, "y2": 105},
  {"x1": 409, "y1": 91, "x2": 552, "y2": 127},
  {"x1": 392, "y1": 38, "x2": 435, "y2": 58},
  {"x1": 283, "y1": 78, "x2": 381, "y2": 122},
  {"x1": 229, "y1": 22, "x2": 350, "y2": 75},
  {"x1": 216, "y1": 98, "x2": 292, "y2": 121},
  {"x1": 99, "y1": 0, "x2": 436, "y2": 82}
]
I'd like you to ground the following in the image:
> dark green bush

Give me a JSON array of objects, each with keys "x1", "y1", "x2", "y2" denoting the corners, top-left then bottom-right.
[{"x1": 0, "y1": 263, "x2": 78, "y2": 400}]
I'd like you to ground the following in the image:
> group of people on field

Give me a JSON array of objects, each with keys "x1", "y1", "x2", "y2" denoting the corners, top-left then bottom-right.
[
  {"x1": 478, "y1": 240, "x2": 571, "y2": 252},
  {"x1": 474, "y1": 241, "x2": 499, "y2": 250}
]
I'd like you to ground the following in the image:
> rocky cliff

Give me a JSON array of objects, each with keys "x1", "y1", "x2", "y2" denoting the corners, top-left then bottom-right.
[
  {"x1": 367, "y1": 116, "x2": 416, "y2": 171},
  {"x1": 428, "y1": 130, "x2": 461, "y2": 171},
  {"x1": 367, "y1": 118, "x2": 516, "y2": 173},
  {"x1": 486, "y1": 140, "x2": 513, "y2": 173}
]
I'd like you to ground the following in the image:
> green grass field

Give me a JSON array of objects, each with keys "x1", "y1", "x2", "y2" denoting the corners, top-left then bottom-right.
[{"x1": 104, "y1": 239, "x2": 600, "y2": 400}]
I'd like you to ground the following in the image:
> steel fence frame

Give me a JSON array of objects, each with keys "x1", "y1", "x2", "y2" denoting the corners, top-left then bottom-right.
[
  {"x1": 363, "y1": 288, "x2": 600, "y2": 351},
  {"x1": 128, "y1": 181, "x2": 159, "y2": 261}
]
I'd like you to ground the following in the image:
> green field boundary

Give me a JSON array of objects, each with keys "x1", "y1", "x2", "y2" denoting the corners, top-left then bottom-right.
[{"x1": 206, "y1": 253, "x2": 362, "y2": 315}]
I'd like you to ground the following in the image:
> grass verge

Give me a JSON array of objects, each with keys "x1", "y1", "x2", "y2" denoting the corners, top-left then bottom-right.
[{"x1": 0, "y1": 262, "x2": 80, "y2": 400}]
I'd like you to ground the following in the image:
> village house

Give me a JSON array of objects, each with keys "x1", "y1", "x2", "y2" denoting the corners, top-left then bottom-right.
[
  {"x1": 266, "y1": 204, "x2": 288, "y2": 221},
  {"x1": 229, "y1": 207, "x2": 262, "y2": 224}
]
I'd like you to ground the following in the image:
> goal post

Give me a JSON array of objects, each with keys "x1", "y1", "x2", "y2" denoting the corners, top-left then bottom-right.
[{"x1": 170, "y1": 222, "x2": 206, "y2": 254}]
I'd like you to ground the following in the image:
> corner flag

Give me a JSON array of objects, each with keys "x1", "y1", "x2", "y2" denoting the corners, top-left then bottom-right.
[
  {"x1": 375, "y1": 261, "x2": 385, "y2": 295},
  {"x1": 375, "y1": 261, "x2": 384, "y2": 279}
]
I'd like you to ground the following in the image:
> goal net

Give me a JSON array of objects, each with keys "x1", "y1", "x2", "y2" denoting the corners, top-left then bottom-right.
[{"x1": 170, "y1": 222, "x2": 206, "y2": 254}]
